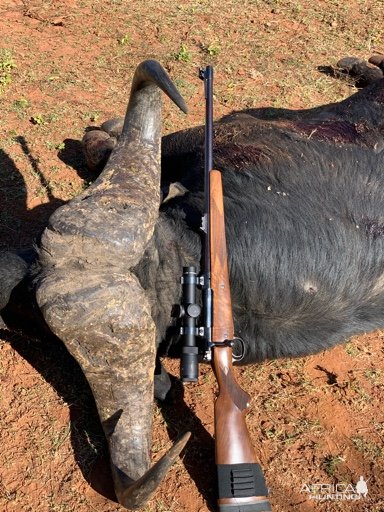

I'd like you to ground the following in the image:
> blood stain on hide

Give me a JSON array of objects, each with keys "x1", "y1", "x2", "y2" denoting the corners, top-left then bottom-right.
[
  {"x1": 363, "y1": 218, "x2": 384, "y2": 239},
  {"x1": 214, "y1": 142, "x2": 266, "y2": 170},
  {"x1": 290, "y1": 120, "x2": 361, "y2": 145}
]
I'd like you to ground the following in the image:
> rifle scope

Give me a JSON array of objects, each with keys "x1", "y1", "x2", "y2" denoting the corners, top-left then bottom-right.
[{"x1": 180, "y1": 266, "x2": 201, "y2": 382}]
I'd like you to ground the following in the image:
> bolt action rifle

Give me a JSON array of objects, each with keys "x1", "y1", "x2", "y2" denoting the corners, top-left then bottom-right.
[{"x1": 178, "y1": 67, "x2": 272, "y2": 511}]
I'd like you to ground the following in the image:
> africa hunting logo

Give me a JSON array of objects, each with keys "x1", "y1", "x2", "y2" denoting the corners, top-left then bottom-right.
[{"x1": 301, "y1": 476, "x2": 368, "y2": 501}]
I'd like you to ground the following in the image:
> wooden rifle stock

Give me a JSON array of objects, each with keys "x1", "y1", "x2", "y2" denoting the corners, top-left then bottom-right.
[{"x1": 210, "y1": 170, "x2": 271, "y2": 512}]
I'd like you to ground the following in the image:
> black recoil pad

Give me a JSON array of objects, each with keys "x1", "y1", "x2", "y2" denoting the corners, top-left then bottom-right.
[{"x1": 217, "y1": 463, "x2": 271, "y2": 512}]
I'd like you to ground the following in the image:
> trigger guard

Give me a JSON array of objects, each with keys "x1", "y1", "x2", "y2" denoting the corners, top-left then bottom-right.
[{"x1": 232, "y1": 337, "x2": 245, "y2": 362}]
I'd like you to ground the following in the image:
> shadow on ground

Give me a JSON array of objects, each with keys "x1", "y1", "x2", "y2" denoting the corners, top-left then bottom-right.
[{"x1": 0, "y1": 310, "x2": 217, "y2": 509}]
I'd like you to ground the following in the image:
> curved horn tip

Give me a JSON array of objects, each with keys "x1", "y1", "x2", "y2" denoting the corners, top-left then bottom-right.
[
  {"x1": 133, "y1": 59, "x2": 188, "y2": 115},
  {"x1": 115, "y1": 431, "x2": 191, "y2": 510}
]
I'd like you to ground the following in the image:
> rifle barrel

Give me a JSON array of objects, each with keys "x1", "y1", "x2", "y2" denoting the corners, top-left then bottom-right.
[
  {"x1": 203, "y1": 65, "x2": 213, "y2": 277},
  {"x1": 205, "y1": 68, "x2": 272, "y2": 512}
]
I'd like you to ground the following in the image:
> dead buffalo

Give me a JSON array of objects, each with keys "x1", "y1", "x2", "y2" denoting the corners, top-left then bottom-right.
[{"x1": 1, "y1": 56, "x2": 384, "y2": 509}]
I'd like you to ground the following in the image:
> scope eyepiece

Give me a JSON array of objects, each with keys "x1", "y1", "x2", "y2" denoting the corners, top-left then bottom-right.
[{"x1": 180, "y1": 345, "x2": 199, "y2": 382}]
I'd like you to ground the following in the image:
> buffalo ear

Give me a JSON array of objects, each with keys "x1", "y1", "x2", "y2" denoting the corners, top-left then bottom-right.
[
  {"x1": 82, "y1": 129, "x2": 117, "y2": 173},
  {"x1": 101, "y1": 117, "x2": 124, "y2": 139}
]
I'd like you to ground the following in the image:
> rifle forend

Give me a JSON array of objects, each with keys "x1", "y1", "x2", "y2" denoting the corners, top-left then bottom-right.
[
  {"x1": 210, "y1": 170, "x2": 234, "y2": 343},
  {"x1": 210, "y1": 170, "x2": 272, "y2": 512}
]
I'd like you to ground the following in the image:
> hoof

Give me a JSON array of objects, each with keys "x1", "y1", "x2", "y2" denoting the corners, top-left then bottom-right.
[
  {"x1": 336, "y1": 56, "x2": 365, "y2": 71},
  {"x1": 336, "y1": 56, "x2": 383, "y2": 87},
  {"x1": 368, "y1": 54, "x2": 384, "y2": 71}
]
